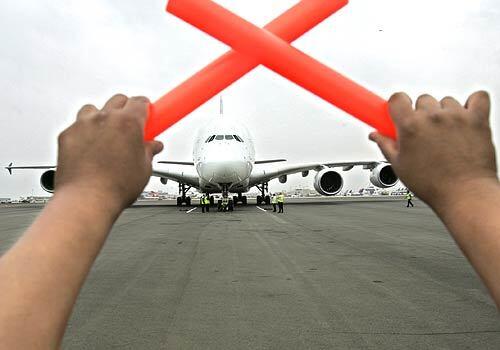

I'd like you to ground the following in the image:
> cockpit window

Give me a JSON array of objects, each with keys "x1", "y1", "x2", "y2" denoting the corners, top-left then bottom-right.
[
  {"x1": 206, "y1": 134, "x2": 243, "y2": 142},
  {"x1": 205, "y1": 135, "x2": 216, "y2": 143}
]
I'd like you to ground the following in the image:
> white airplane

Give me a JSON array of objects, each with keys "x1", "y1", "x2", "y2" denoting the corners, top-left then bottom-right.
[{"x1": 5, "y1": 117, "x2": 399, "y2": 210}]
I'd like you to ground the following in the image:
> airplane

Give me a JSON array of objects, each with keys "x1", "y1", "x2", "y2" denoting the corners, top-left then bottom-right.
[{"x1": 5, "y1": 117, "x2": 399, "y2": 210}]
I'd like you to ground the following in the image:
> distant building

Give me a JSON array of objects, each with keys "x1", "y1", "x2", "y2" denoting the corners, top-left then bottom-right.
[{"x1": 0, "y1": 198, "x2": 11, "y2": 204}]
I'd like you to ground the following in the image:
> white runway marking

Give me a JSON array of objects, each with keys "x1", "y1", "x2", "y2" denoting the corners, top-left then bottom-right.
[
  {"x1": 256, "y1": 206, "x2": 287, "y2": 224},
  {"x1": 186, "y1": 207, "x2": 198, "y2": 214}
]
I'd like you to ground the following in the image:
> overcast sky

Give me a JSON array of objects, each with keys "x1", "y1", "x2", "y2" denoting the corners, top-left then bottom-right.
[{"x1": 1, "y1": 0, "x2": 499, "y2": 197}]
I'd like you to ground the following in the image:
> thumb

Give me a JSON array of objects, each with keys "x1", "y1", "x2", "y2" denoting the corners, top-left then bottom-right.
[
  {"x1": 369, "y1": 132, "x2": 398, "y2": 163},
  {"x1": 145, "y1": 140, "x2": 164, "y2": 160}
]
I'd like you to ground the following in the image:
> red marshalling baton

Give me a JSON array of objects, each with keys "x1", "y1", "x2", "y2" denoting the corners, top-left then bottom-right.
[
  {"x1": 144, "y1": 0, "x2": 348, "y2": 140},
  {"x1": 146, "y1": 0, "x2": 396, "y2": 140}
]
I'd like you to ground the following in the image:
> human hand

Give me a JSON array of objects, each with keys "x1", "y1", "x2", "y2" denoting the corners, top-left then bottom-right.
[
  {"x1": 55, "y1": 94, "x2": 163, "y2": 213},
  {"x1": 369, "y1": 91, "x2": 497, "y2": 210}
]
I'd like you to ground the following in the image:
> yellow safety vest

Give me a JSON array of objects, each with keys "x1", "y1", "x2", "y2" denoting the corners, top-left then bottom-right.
[{"x1": 277, "y1": 195, "x2": 284, "y2": 203}]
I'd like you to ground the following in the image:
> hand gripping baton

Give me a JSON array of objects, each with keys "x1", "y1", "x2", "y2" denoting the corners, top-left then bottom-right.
[
  {"x1": 165, "y1": 0, "x2": 397, "y2": 139},
  {"x1": 145, "y1": 0, "x2": 348, "y2": 140}
]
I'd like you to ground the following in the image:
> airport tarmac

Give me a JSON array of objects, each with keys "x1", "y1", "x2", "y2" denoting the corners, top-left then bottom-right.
[{"x1": 0, "y1": 199, "x2": 499, "y2": 349}]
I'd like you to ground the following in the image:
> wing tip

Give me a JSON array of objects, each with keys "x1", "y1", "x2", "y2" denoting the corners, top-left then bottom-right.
[{"x1": 5, "y1": 162, "x2": 12, "y2": 175}]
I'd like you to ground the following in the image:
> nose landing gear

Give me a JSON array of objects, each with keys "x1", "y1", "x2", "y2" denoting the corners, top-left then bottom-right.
[{"x1": 218, "y1": 184, "x2": 234, "y2": 212}]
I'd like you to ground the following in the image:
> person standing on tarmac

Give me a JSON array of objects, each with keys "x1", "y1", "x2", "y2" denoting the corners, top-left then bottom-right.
[
  {"x1": 220, "y1": 197, "x2": 229, "y2": 212},
  {"x1": 204, "y1": 195, "x2": 210, "y2": 213},
  {"x1": 271, "y1": 193, "x2": 277, "y2": 212},
  {"x1": 200, "y1": 195, "x2": 206, "y2": 213},
  {"x1": 277, "y1": 192, "x2": 285, "y2": 213},
  {"x1": 405, "y1": 190, "x2": 414, "y2": 208}
]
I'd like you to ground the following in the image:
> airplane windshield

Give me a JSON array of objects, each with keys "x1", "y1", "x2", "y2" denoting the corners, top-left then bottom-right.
[
  {"x1": 205, "y1": 135, "x2": 216, "y2": 143},
  {"x1": 205, "y1": 134, "x2": 243, "y2": 142}
]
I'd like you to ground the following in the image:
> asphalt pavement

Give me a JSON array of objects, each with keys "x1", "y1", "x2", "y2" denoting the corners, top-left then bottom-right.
[{"x1": 0, "y1": 199, "x2": 498, "y2": 349}]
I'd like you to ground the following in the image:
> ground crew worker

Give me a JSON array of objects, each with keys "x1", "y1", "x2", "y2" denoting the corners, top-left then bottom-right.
[
  {"x1": 277, "y1": 192, "x2": 285, "y2": 213},
  {"x1": 220, "y1": 197, "x2": 229, "y2": 212},
  {"x1": 200, "y1": 195, "x2": 206, "y2": 213},
  {"x1": 271, "y1": 193, "x2": 277, "y2": 212},
  {"x1": 204, "y1": 195, "x2": 210, "y2": 213},
  {"x1": 405, "y1": 190, "x2": 414, "y2": 208}
]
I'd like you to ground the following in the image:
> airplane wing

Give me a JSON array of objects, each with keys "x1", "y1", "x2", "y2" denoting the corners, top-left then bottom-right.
[
  {"x1": 249, "y1": 161, "x2": 385, "y2": 187},
  {"x1": 152, "y1": 168, "x2": 199, "y2": 188},
  {"x1": 157, "y1": 161, "x2": 195, "y2": 166},
  {"x1": 6, "y1": 162, "x2": 200, "y2": 189},
  {"x1": 254, "y1": 159, "x2": 287, "y2": 165},
  {"x1": 5, "y1": 163, "x2": 56, "y2": 175}
]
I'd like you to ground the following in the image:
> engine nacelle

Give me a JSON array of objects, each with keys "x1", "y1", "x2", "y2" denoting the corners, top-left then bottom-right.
[
  {"x1": 160, "y1": 177, "x2": 168, "y2": 185},
  {"x1": 370, "y1": 164, "x2": 398, "y2": 188},
  {"x1": 40, "y1": 170, "x2": 56, "y2": 193},
  {"x1": 279, "y1": 175, "x2": 287, "y2": 184},
  {"x1": 313, "y1": 169, "x2": 343, "y2": 196}
]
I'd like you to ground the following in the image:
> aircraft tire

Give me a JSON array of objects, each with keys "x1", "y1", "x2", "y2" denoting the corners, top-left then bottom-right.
[
  {"x1": 265, "y1": 195, "x2": 271, "y2": 205},
  {"x1": 176, "y1": 197, "x2": 182, "y2": 206},
  {"x1": 185, "y1": 197, "x2": 191, "y2": 206},
  {"x1": 242, "y1": 196, "x2": 247, "y2": 205}
]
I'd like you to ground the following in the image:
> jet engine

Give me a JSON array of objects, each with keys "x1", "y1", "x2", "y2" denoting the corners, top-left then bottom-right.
[
  {"x1": 40, "y1": 170, "x2": 56, "y2": 193},
  {"x1": 160, "y1": 177, "x2": 168, "y2": 185},
  {"x1": 369, "y1": 164, "x2": 398, "y2": 188},
  {"x1": 279, "y1": 175, "x2": 287, "y2": 184},
  {"x1": 313, "y1": 169, "x2": 343, "y2": 196}
]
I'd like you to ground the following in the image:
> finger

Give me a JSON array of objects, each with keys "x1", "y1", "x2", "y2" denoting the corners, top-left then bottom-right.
[
  {"x1": 102, "y1": 93, "x2": 128, "y2": 111},
  {"x1": 415, "y1": 94, "x2": 440, "y2": 112},
  {"x1": 388, "y1": 92, "x2": 413, "y2": 124},
  {"x1": 465, "y1": 91, "x2": 491, "y2": 120},
  {"x1": 76, "y1": 104, "x2": 98, "y2": 120},
  {"x1": 440, "y1": 96, "x2": 462, "y2": 110},
  {"x1": 369, "y1": 132, "x2": 398, "y2": 162},
  {"x1": 123, "y1": 96, "x2": 151, "y2": 127},
  {"x1": 144, "y1": 140, "x2": 164, "y2": 160}
]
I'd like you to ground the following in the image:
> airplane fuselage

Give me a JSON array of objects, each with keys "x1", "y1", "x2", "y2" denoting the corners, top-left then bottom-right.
[{"x1": 193, "y1": 119, "x2": 255, "y2": 193}]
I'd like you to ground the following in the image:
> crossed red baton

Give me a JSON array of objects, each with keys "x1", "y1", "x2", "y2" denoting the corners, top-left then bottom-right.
[{"x1": 144, "y1": 0, "x2": 396, "y2": 140}]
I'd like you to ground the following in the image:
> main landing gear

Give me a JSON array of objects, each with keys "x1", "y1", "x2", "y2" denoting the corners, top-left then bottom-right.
[
  {"x1": 232, "y1": 193, "x2": 248, "y2": 206},
  {"x1": 255, "y1": 183, "x2": 271, "y2": 206},
  {"x1": 177, "y1": 183, "x2": 192, "y2": 206}
]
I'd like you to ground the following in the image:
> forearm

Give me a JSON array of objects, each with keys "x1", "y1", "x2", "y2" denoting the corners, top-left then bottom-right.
[
  {"x1": 0, "y1": 188, "x2": 121, "y2": 349},
  {"x1": 432, "y1": 179, "x2": 500, "y2": 308}
]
